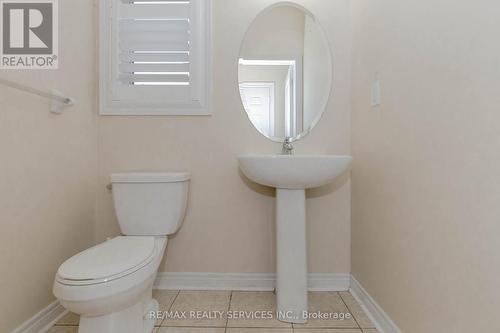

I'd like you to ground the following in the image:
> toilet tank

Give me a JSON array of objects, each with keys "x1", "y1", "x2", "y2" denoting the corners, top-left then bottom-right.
[{"x1": 110, "y1": 172, "x2": 190, "y2": 236}]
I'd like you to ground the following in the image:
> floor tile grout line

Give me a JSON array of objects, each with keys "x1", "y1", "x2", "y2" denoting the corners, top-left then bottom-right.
[
  {"x1": 226, "y1": 326, "x2": 293, "y2": 329},
  {"x1": 224, "y1": 290, "x2": 233, "y2": 333},
  {"x1": 339, "y1": 290, "x2": 376, "y2": 330},
  {"x1": 296, "y1": 327, "x2": 363, "y2": 333},
  {"x1": 338, "y1": 291, "x2": 362, "y2": 330},
  {"x1": 158, "y1": 325, "x2": 226, "y2": 328},
  {"x1": 295, "y1": 328, "x2": 361, "y2": 330},
  {"x1": 169, "y1": 290, "x2": 181, "y2": 311},
  {"x1": 225, "y1": 326, "x2": 294, "y2": 329},
  {"x1": 293, "y1": 327, "x2": 362, "y2": 330},
  {"x1": 53, "y1": 324, "x2": 78, "y2": 327},
  {"x1": 158, "y1": 289, "x2": 181, "y2": 329}
]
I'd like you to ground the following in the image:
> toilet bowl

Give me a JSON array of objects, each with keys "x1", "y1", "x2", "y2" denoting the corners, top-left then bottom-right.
[{"x1": 53, "y1": 172, "x2": 190, "y2": 333}]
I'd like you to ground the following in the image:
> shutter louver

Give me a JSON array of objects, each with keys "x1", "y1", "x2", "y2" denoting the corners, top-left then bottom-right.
[{"x1": 118, "y1": 0, "x2": 191, "y2": 86}]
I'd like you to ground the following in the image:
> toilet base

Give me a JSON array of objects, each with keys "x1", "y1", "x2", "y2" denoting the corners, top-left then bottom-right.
[{"x1": 78, "y1": 298, "x2": 159, "y2": 333}]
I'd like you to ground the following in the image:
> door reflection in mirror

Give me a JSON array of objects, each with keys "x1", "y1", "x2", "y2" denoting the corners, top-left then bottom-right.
[
  {"x1": 239, "y1": 81, "x2": 275, "y2": 137},
  {"x1": 239, "y1": 59, "x2": 302, "y2": 140}
]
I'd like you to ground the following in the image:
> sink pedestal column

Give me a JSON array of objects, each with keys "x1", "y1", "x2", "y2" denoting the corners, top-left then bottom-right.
[{"x1": 275, "y1": 188, "x2": 308, "y2": 324}]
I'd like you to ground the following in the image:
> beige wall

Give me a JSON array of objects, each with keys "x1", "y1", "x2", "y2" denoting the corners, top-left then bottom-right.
[
  {"x1": 351, "y1": 1, "x2": 500, "y2": 332},
  {"x1": 0, "y1": 1, "x2": 98, "y2": 331},
  {"x1": 96, "y1": 0, "x2": 352, "y2": 274}
]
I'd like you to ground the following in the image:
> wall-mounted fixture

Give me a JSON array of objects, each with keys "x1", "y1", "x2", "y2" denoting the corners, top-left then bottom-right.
[{"x1": 0, "y1": 78, "x2": 74, "y2": 114}]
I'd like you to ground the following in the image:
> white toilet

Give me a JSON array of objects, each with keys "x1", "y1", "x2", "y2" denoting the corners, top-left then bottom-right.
[{"x1": 53, "y1": 172, "x2": 190, "y2": 333}]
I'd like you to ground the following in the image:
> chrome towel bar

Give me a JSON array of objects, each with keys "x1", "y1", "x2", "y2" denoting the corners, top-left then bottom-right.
[{"x1": 0, "y1": 77, "x2": 74, "y2": 114}]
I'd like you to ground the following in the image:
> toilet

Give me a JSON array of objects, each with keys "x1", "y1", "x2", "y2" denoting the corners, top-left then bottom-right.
[{"x1": 53, "y1": 172, "x2": 190, "y2": 333}]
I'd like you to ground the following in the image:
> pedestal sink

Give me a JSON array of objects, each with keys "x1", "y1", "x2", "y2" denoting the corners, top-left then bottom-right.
[{"x1": 238, "y1": 154, "x2": 352, "y2": 323}]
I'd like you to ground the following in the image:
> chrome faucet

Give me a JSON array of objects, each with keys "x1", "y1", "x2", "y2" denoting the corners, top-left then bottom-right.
[{"x1": 282, "y1": 137, "x2": 294, "y2": 155}]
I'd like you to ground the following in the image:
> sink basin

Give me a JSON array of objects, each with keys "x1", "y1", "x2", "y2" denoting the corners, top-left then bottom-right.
[
  {"x1": 238, "y1": 154, "x2": 352, "y2": 324},
  {"x1": 238, "y1": 154, "x2": 352, "y2": 189}
]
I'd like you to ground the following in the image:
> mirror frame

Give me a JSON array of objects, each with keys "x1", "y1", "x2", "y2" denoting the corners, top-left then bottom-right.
[{"x1": 237, "y1": 1, "x2": 333, "y2": 143}]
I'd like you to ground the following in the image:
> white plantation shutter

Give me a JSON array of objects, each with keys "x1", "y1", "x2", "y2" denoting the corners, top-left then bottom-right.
[
  {"x1": 100, "y1": 0, "x2": 212, "y2": 115},
  {"x1": 118, "y1": 0, "x2": 190, "y2": 86}
]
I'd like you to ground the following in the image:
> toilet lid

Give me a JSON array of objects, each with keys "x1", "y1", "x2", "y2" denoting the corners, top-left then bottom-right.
[{"x1": 57, "y1": 236, "x2": 156, "y2": 281}]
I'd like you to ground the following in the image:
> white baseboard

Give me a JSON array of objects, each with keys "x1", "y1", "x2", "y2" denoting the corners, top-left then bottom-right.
[
  {"x1": 10, "y1": 274, "x2": 399, "y2": 333},
  {"x1": 154, "y1": 272, "x2": 351, "y2": 291},
  {"x1": 308, "y1": 273, "x2": 351, "y2": 291},
  {"x1": 350, "y1": 276, "x2": 402, "y2": 333},
  {"x1": 10, "y1": 300, "x2": 68, "y2": 333}
]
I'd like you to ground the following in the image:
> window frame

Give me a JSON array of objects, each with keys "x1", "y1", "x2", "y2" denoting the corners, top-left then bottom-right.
[{"x1": 99, "y1": 0, "x2": 212, "y2": 116}]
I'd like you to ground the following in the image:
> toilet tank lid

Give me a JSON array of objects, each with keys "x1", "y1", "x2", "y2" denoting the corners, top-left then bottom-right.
[{"x1": 111, "y1": 172, "x2": 190, "y2": 183}]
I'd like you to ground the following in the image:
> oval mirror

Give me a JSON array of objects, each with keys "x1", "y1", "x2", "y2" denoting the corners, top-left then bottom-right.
[{"x1": 238, "y1": 3, "x2": 332, "y2": 142}]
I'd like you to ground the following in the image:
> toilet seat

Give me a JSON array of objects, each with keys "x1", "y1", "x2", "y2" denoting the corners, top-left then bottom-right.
[
  {"x1": 54, "y1": 237, "x2": 167, "y2": 308},
  {"x1": 56, "y1": 236, "x2": 157, "y2": 286}
]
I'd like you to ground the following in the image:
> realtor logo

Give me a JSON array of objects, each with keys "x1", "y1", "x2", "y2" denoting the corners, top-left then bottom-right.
[{"x1": 1, "y1": 0, "x2": 58, "y2": 69}]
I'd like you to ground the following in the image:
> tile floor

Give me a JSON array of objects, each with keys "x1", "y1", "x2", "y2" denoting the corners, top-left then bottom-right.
[{"x1": 49, "y1": 291, "x2": 378, "y2": 333}]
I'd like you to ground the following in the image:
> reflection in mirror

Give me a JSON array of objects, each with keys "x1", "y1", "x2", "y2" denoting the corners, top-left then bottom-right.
[{"x1": 238, "y1": 3, "x2": 332, "y2": 142}]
